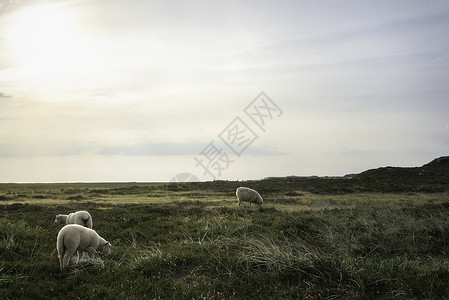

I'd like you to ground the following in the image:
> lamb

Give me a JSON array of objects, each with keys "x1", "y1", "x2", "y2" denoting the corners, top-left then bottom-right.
[
  {"x1": 236, "y1": 187, "x2": 263, "y2": 209},
  {"x1": 56, "y1": 224, "x2": 111, "y2": 270},
  {"x1": 54, "y1": 210, "x2": 93, "y2": 228},
  {"x1": 54, "y1": 210, "x2": 94, "y2": 262}
]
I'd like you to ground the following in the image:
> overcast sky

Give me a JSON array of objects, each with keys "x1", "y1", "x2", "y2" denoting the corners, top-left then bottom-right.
[{"x1": 0, "y1": 0, "x2": 448, "y2": 182}]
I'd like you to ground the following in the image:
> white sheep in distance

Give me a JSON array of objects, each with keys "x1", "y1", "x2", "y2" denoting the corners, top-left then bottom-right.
[
  {"x1": 57, "y1": 224, "x2": 111, "y2": 270},
  {"x1": 236, "y1": 187, "x2": 263, "y2": 209},
  {"x1": 54, "y1": 210, "x2": 93, "y2": 228}
]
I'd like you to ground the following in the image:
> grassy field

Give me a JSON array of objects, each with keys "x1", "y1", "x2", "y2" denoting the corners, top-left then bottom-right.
[{"x1": 1, "y1": 181, "x2": 449, "y2": 299}]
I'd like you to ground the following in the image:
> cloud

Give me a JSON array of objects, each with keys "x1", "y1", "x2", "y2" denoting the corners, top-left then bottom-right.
[
  {"x1": 0, "y1": 137, "x2": 289, "y2": 158},
  {"x1": 0, "y1": 141, "x2": 86, "y2": 158},
  {"x1": 0, "y1": 92, "x2": 11, "y2": 98},
  {"x1": 97, "y1": 142, "x2": 203, "y2": 157},
  {"x1": 239, "y1": 145, "x2": 288, "y2": 156}
]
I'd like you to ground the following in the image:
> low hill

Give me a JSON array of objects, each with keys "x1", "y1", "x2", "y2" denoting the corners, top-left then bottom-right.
[
  {"x1": 356, "y1": 156, "x2": 449, "y2": 179},
  {"x1": 186, "y1": 156, "x2": 449, "y2": 195},
  {"x1": 1, "y1": 157, "x2": 447, "y2": 197}
]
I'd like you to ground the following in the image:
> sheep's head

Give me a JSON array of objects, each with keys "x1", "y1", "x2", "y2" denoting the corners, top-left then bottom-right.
[
  {"x1": 54, "y1": 215, "x2": 63, "y2": 225},
  {"x1": 102, "y1": 242, "x2": 111, "y2": 256}
]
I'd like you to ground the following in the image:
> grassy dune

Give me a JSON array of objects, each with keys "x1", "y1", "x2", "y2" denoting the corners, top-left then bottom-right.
[{"x1": 1, "y1": 182, "x2": 449, "y2": 299}]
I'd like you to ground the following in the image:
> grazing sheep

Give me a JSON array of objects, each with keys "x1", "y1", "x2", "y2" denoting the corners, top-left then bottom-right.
[
  {"x1": 54, "y1": 210, "x2": 93, "y2": 228},
  {"x1": 57, "y1": 224, "x2": 111, "y2": 270},
  {"x1": 236, "y1": 187, "x2": 263, "y2": 209},
  {"x1": 54, "y1": 211, "x2": 94, "y2": 261}
]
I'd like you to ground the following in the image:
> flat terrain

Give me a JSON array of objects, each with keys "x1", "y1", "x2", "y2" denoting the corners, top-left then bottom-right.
[{"x1": 1, "y1": 181, "x2": 449, "y2": 299}]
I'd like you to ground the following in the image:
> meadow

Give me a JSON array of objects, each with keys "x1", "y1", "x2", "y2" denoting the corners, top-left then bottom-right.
[{"x1": 1, "y1": 180, "x2": 449, "y2": 299}]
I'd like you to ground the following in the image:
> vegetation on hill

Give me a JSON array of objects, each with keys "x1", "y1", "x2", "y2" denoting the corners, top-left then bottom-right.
[
  {"x1": 357, "y1": 156, "x2": 449, "y2": 179},
  {"x1": 183, "y1": 156, "x2": 449, "y2": 195}
]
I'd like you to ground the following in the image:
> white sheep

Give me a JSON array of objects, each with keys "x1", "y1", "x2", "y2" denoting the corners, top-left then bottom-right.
[
  {"x1": 56, "y1": 224, "x2": 111, "y2": 270},
  {"x1": 236, "y1": 187, "x2": 263, "y2": 209},
  {"x1": 54, "y1": 211, "x2": 94, "y2": 262},
  {"x1": 54, "y1": 210, "x2": 93, "y2": 228}
]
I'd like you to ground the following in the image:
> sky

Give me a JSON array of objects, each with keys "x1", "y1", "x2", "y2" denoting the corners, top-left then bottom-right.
[{"x1": 0, "y1": 0, "x2": 448, "y2": 182}]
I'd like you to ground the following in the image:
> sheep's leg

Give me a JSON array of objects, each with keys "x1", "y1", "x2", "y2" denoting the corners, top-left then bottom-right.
[
  {"x1": 80, "y1": 250, "x2": 88, "y2": 261},
  {"x1": 74, "y1": 251, "x2": 82, "y2": 263},
  {"x1": 59, "y1": 255, "x2": 64, "y2": 271},
  {"x1": 62, "y1": 250, "x2": 75, "y2": 269}
]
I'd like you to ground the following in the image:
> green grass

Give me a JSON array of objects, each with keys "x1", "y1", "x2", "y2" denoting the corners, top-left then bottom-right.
[{"x1": 1, "y1": 182, "x2": 449, "y2": 298}]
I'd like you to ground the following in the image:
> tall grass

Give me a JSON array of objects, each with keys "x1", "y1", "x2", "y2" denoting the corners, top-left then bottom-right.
[{"x1": 1, "y1": 185, "x2": 449, "y2": 298}]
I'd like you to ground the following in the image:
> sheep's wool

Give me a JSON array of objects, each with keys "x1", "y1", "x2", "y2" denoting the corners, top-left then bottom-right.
[{"x1": 236, "y1": 187, "x2": 263, "y2": 207}]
